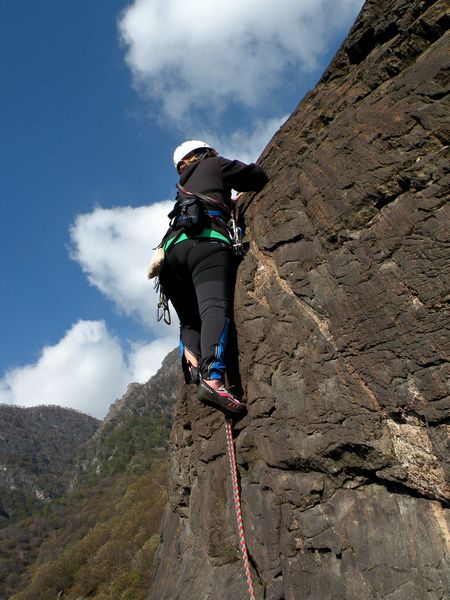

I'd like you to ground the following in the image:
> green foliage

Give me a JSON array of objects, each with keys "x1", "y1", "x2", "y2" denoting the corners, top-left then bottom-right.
[
  {"x1": 0, "y1": 409, "x2": 171, "y2": 598},
  {"x1": 0, "y1": 404, "x2": 99, "y2": 525},
  {"x1": 0, "y1": 488, "x2": 42, "y2": 523},
  {"x1": 7, "y1": 464, "x2": 167, "y2": 600},
  {"x1": 93, "y1": 414, "x2": 172, "y2": 476},
  {"x1": 0, "y1": 354, "x2": 178, "y2": 598}
]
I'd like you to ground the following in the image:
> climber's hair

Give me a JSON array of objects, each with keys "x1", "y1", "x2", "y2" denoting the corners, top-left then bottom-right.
[{"x1": 177, "y1": 148, "x2": 218, "y2": 174}]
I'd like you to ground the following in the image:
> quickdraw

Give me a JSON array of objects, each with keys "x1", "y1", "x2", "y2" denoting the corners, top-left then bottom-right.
[
  {"x1": 224, "y1": 417, "x2": 256, "y2": 600},
  {"x1": 227, "y1": 216, "x2": 245, "y2": 256},
  {"x1": 155, "y1": 278, "x2": 171, "y2": 325}
]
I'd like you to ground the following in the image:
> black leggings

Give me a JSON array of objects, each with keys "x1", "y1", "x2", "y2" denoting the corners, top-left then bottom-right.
[{"x1": 160, "y1": 239, "x2": 236, "y2": 381}]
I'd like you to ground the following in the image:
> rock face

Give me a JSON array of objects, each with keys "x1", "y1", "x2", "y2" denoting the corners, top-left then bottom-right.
[
  {"x1": 0, "y1": 405, "x2": 99, "y2": 525},
  {"x1": 149, "y1": 1, "x2": 449, "y2": 599}
]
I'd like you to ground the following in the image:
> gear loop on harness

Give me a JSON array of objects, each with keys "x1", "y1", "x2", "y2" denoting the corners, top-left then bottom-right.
[{"x1": 224, "y1": 417, "x2": 256, "y2": 600}]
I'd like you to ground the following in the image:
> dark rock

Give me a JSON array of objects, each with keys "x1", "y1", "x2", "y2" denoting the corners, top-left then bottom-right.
[{"x1": 149, "y1": 1, "x2": 449, "y2": 598}]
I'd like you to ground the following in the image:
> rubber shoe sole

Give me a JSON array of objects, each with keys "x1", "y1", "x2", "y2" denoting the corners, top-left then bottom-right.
[{"x1": 197, "y1": 381, "x2": 246, "y2": 418}]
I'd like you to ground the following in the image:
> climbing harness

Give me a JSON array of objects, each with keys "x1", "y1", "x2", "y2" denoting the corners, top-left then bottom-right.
[
  {"x1": 224, "y1": 417, "x2": 256, "y2": 600},
  {"x1": 176, "y1": 185, "x2": 247, "y2": 257},
  {"x1": 177, "y1": 184, "x2": 230, "y2": 216},
  {"x1": 168, "y1": 194, "x2": 206, "y2": 236}
]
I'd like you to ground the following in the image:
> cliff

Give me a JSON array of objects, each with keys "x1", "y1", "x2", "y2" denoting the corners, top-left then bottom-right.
[{"x1": 149, "y1": 1, "x2": 450, "y2": 599}]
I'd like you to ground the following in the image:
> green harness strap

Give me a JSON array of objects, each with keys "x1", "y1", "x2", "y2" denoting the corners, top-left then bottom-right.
[{"x1": 163, "y1": 228, "x2": 230, "y2": 251}]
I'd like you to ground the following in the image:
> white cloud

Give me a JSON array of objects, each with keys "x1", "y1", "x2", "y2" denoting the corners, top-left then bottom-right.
[
  {"x1": 128, "y1": 337, "x2": 177, "y2": 382},
  {"x1": 202, "y1": 114, "x2": 289, "y2": 164},
  {"x1": 0, "y1": 321, "x2": 128, "y2": 419},
  {"x1": 119, "y1": 0, "x2": 364, "y2": 122},
  {"x1": 67, "y1": 202, "x2": 179, "y2": 416},
  {"x1": 0, "y1": 320, "x2": 177, "y2": 419},
  {"x1": 31, "y1": 0, "x2": 364, "y2": 421},
  {"x1": 69, "y1": 202, "x2": 174, "y2": 329}
]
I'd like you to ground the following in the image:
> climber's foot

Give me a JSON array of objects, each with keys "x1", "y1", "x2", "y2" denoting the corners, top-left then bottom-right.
[{"x1": 197, "y1": 380, "x2": 246, "y2": 419}]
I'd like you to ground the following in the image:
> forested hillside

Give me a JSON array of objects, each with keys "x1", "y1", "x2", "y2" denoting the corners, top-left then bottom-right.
[
  {"x1": 0, "y1": 350, "x2": 179, "y2": 599},
  {"x1": 0, "y1": 405, "x2": 99, "y2": 526}
]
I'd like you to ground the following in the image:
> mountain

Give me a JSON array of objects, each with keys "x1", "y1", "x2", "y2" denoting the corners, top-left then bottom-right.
[
  {"x1": 0, "y1": 404, "x2": 99, "y2": 526},
  {"x1": 74, "y1": 348, "x2": 179, "y2": 478},
  {"x1": 2, "y1": 0, "x2": 448, "y2": 598},
  {"x1": 0, "y1": 349, "x2": 179, "y2": 599},
  {"x1": 149, "y1": 1, "x2": 450, "y2": 599}
]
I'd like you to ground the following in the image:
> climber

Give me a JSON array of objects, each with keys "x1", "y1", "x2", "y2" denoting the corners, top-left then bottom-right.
[{"x1": 157, "y1": 140, "x2": 268, "y2": 418}]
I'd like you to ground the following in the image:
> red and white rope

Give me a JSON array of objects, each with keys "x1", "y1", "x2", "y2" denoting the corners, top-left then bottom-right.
[{"x1": 224, "y1": 417, "x2": 256, "y2": 600}]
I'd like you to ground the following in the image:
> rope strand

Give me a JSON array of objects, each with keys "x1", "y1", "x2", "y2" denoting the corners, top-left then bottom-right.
[{"x1": 224, "y1": 417, "x2": 256, "y2": 600}]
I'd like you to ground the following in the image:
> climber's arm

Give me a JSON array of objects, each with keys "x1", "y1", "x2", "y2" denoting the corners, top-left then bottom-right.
[{"x1": 219, "y1": 157, "x2": 268, "y2": 193}]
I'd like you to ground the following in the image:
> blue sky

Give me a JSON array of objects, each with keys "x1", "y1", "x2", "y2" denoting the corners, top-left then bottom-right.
[{"x1": 0, "y1": 0, "x2": 364, "y2": 418}]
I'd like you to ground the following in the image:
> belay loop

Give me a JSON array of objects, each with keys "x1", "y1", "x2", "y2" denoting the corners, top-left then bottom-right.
[
  {"x1": 224, "y1": 417, "x2": 256, "y2": 600},
  {"x1": 154, "y1": 277, "x2": 171, "y2": 325}
]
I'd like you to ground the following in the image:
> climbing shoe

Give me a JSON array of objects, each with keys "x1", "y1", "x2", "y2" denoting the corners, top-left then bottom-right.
[{"x1": 197, "y1": 380, "x2": 246, "y2": 418}]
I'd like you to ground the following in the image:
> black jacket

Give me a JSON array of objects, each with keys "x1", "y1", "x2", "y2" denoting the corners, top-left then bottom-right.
[
  {"x1": 164, "y1": 156, "x2": 268, "y2": 245},
  {"x1": 178, "y1": 155, "x2": 268, "y2": 209}
]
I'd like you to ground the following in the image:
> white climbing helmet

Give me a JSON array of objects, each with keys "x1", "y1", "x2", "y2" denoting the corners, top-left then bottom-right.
[{"x1": 173, "y1": 140, "x2": 213, "y2": 169}]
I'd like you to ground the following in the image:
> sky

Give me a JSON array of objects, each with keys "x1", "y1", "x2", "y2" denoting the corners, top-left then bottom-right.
[{"x1": 0, "y1": 0, "x2": 364, "y2": 419}]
